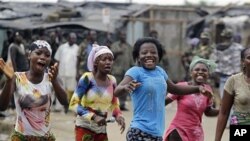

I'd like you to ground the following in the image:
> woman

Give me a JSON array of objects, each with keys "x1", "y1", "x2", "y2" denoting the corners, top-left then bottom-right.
[
  {"x1": 0, "y1": 40, "x2": 68, "y2": 141},
  {"x1": 114, "y1": 37, "x2": 212, "y2": 141},
  {"x1": 69, "y1": 44, "x2": 125, "y2": 141},
  {"x1": 215, "y1": 47, "x2": 250, "y2": 141},
  {"x1": 164, "y1": 56, "x2": 219, "y2": 141}
]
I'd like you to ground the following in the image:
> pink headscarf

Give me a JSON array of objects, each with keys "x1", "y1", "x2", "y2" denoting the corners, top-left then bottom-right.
[{"x1": 87, "y1": 44, "x2": 113, "y2": 71}]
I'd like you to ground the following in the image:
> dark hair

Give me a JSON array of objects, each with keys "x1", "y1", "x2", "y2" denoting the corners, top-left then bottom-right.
[
  {"x1": 132, "y1": 37, "x2": 163, "y2": 62},
  {"x1": 149, "y1": 30, "x2": 158, "y2": 36},
  {"x1": 241, "y1": 47, "x2": 250, "y2": 73},
  {"x1": 241, "y1": 47, "x2": 250, "y2": 61}
]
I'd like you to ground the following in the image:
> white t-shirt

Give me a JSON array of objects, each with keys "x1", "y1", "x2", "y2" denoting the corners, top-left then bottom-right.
[{"x1": 14, "y1": 72, "x2": 53, "y2": 136}]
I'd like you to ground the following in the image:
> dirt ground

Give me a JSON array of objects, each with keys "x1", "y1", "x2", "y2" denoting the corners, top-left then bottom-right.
[
  {"x1": 51, "y1": 99, "x2": 229, "y2": 141},
  {"x1": 1, "y1": 95, "x2": 229, "y2": 141}
]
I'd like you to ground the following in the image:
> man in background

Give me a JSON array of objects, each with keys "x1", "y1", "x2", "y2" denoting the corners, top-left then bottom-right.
[{"x1": 111, "y1": 30, "x2": 133, "y2": 111}]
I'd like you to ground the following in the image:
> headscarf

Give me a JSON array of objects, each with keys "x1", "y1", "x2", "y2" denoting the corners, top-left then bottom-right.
[
  {"x1": 29, "y1": 40, "x2": 52, "y2": 54},
  {"x1": 87, "y1": 44, "x2": 113, "y2": 71},
  {"x1": 189, "y1": 56, "x2": 217, "y2": 73}
]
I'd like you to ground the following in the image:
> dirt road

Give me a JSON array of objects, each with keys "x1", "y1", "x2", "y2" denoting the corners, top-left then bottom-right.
[{"x1": 50, "y1": 101, "x2": 229, "y2": 141}]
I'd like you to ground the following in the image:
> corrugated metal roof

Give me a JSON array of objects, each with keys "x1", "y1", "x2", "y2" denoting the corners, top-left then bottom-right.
[{"x1": 0, "y1": 1, "x2": 149, "y2": 32}]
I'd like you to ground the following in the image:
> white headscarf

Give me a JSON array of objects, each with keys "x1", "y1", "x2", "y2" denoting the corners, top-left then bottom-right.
[
  {"x1": 87, "y1": 44, "x2": 113, "y2": 71},
  {"x1": 30, "y1": 40, "x2": 52, "y2": 54}
]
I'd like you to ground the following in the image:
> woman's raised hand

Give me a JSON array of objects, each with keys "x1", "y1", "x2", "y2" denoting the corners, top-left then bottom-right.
[
  {"x1": 0, "y1": 58, "x2": 14, "y2": 79},
  {"x1": 48, "y1": 63, "x2": 58, "y2": 82},
  {"x1": 199, "y1": 85, "x2": 213, "y2": 98}
]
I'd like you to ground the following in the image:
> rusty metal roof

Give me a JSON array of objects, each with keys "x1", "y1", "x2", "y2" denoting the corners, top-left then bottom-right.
[{"x1": 0, "y1": 1, "x2": 149, "y2": 32}]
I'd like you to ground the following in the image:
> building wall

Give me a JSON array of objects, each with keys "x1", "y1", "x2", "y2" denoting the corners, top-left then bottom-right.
[{"x1": 126, "y1": 6, "x2": 213, "y2": 81}]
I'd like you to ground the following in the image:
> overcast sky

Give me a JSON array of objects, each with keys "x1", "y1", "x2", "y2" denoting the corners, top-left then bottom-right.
[{"x1": 1, "y1": 0, "x2": 248, "y2": 6}]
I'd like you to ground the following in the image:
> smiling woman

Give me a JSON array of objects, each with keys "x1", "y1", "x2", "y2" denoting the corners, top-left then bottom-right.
[
  {"x1": 164, "y1": 56, "x2": 218, "y2": 141},
  {"x1": 114, "y1": 37, "x2": 214, "y2": 141}
]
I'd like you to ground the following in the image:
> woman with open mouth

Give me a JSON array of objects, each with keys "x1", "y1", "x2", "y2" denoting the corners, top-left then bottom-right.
[
  {"x1": 164, "y1": 56, "x2": 219, "y2": 141},
  {"x1": 0, "y1": 40, "x2": 68, "y2": 141},
  {"x1": 114, "y1": 37, "x2": 213, "y2": 141}
]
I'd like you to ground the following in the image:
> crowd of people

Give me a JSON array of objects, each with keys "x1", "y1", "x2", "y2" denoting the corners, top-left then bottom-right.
[{"x1": 0, "y1": 25, "x2": 249, "y2": 141}]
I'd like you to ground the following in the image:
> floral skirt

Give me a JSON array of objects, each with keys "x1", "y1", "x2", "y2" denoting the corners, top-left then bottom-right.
[
  {"x1": 126, "y1": 128, "x2": 162, "y2": 141},
  {"x1": 10, "y1": 130, "x2": 55, "y2": 141},
  {"x1": 231, "y1": 112, "x2": 250, "y2": 125}
]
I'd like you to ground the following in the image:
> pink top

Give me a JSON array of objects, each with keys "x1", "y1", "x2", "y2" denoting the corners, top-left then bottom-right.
[{"x1": 163, "y1": 82, "x2": 212, "y2": 141}]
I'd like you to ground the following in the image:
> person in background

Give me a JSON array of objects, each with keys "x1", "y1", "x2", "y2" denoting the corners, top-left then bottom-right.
[
  {"x1": 47, "y1": 31, "x2": 59, "y2": 66},
  {"x1": 164, "y1": 56, "x2": 219, "y2": 141},
  {"x1": 77, "y1": 30, "x2": 98, "y2": 81},
  {"x1": 181, "y1": 38, "x2": 200, "y2": 81},
  {"x1": 6, "y1": 32, "x2": 29, "y2": 111},
  {"x1": 2, "y1": 29, "x2": 13, "y2": 62},
  {"x1": 210, "y1": 28, "x2": 243, "y2": 98},
  {"x1": 0, "y1": 40, "x2": 68, "y2": 141},
  {"x1": 192, "y1": 31, "x2": 214, "y2": 59},
  {"x1": 8, "y1": 32, "x2": 29, "y2": 72},
  {"x1": 149, "y1": 30, "x2": 158, "y2": 39},
  {"x1": 114, "y1": 37, "x2": 212, "y2": 141},
  {"x1": 111, "y1": 30, "x2": 133, "y2": 111},
  {"x1": 54, "y1": 32, "x2": 79, "y2": 113},
  {"x1": 69, "y1": 44, "x2": 125, "y2": 141},
  {"x1": 210, "y1": 28, "x2": 244, "y2": 127},
  {"x1": 215, "y1": 47, "x2": 250, "y2": 141},
  {"x1": 47, "y1": 31, "x2": 61, "y2": 112},
  {"x1": 149, "y1": 30, "x2": 169, "y2": 71},
  {"x1": 0, "y1": 29, "x2": 14, "y2": 117}
]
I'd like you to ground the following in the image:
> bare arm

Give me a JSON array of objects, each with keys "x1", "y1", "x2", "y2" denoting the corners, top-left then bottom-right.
[
  {"x1": 204, "y1": 106, "x2": 219, "y2": 117},
  {"x1": 165, "y1": 96, "x2": 174, "y2": 106},
  {"x1": 48, "y1": 63, "x2": 68, "y2": 106},
  {"x1": 215, "y1": 90, "x2": 234, "y2": 141},
  {"x1": 0, "y1": 78, "x2": 15, "y2": 111},
  {"x1": 51, "y1": 77, "x2": 68, "y2": 106},
  {"x1": 114, "y1": 75, "x2": 133, "y2": 97},
  {"x1": 167, "y1": 79, "x2": 200, "y2": 95},
  {"x1": 0, "y1": 58, "x2": 15, "y2": 111}
]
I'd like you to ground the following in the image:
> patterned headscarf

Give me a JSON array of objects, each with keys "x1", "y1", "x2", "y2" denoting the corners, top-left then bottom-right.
[
  {"x1": 29, "y1": 40, "x2": 52, "y2": 54},
  {"x1": 87, "y1": 44, "x2": 113, "y2": 71},
  {"x1": 189, "y1": 56, "x2": 217, "y2": 73}
]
